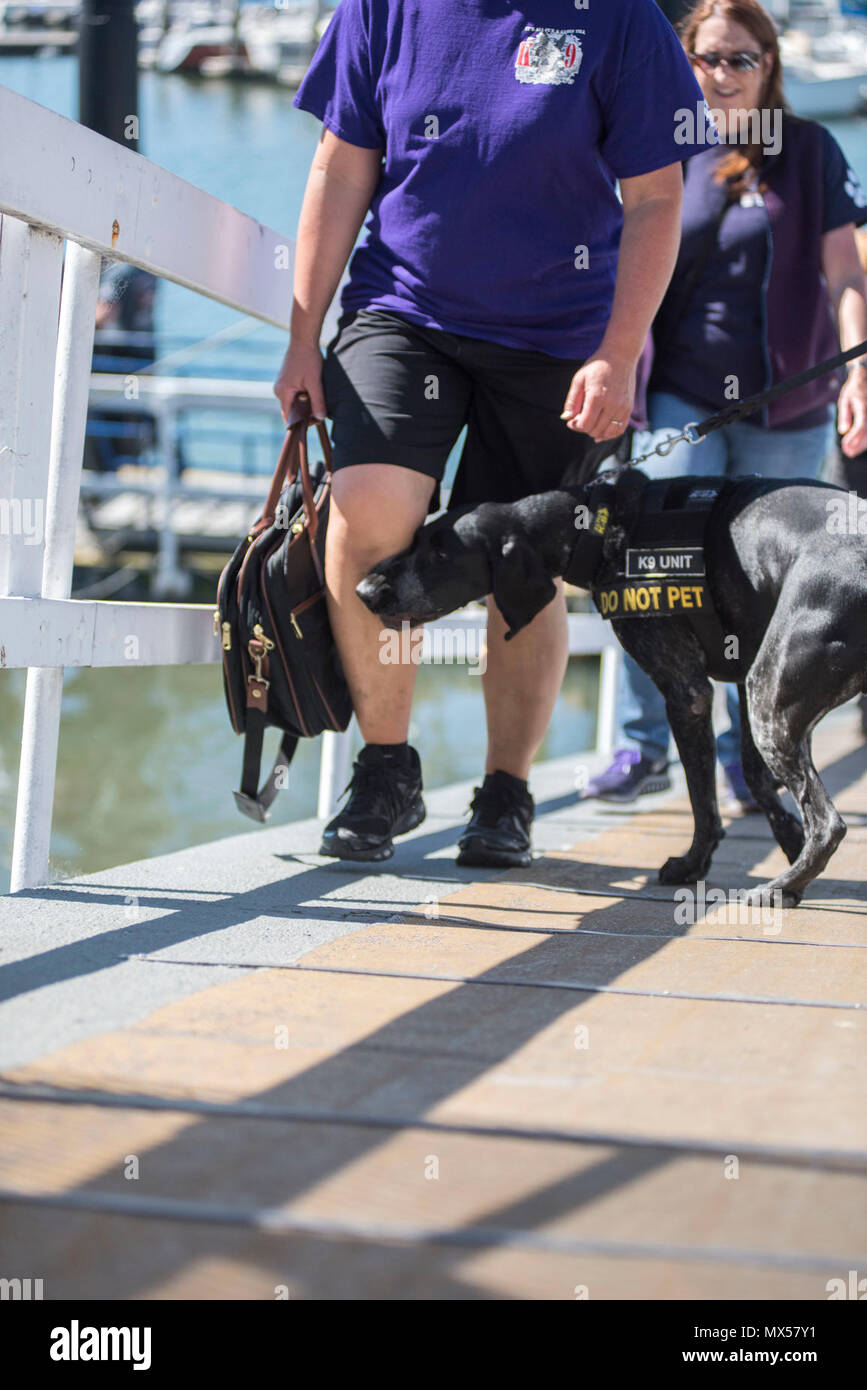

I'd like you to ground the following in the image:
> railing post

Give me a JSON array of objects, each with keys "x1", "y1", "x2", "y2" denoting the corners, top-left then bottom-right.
[
  {"x1": 317, "y1": 725, "x2": 354, "y2": 821},
  {"x1": 595, "y1": 642, "x2": 620, "y2": 758},
  {"x1": 10, "y1": 240, "x2": 101, "y2": 893},
  {"x1": 0, "y1": 216, "x2": 64, "y2": 599},
  {"x1": 152, "y1": 398, "x2": 192, "y2": 598}
]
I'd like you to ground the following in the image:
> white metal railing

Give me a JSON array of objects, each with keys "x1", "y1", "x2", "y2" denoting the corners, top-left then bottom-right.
[
  {"x1": 0, "y1": 84, "x2": 620, "y2": 894},
  {"x1": 83, "y1": 373, "x2": 289, "y2": 597}
]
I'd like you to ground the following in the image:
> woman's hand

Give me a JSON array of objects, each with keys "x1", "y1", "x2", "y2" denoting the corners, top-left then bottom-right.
[
  {"x1": 273, "y1": 338, "x2": 327, "y2": 424},
  {"x1": 823, "y1": 225, "x2": 867, "y2": 457},
  {"x1": 837, "y1": 363, "x2": 867, "y2": 457},
  {"x1": 561, "y1": 352, "x2": 636, "y2": 441}
]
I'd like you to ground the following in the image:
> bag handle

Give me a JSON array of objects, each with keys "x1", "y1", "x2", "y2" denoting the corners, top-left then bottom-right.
[
  {"x1": 234, "y1": 721, "x2": 299, "y2": 823},
  {"x1": 261, "y1": 391, "x2": 332, "y2": 538}
]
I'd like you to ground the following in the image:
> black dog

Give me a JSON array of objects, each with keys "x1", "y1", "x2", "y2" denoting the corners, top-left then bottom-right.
[{"x1": 357, "y1": 468, "x2": 867, "y2": 906}]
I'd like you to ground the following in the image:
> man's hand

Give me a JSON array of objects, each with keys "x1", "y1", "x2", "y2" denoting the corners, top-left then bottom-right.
[
  {"x1": 273, "y1": 339, "x2": 326, "y2": 424},
  {"x1": 561, "y1": 353, "x2": 636, "y2": 441}
]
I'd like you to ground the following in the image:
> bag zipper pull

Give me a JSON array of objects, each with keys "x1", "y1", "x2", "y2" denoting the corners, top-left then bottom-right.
[
  {"x1": 289, "y1": 613, "x2": 302, "y2": 639},
  {"x1": 247, "y1": 636, "x2": 271, "y2": 692}
]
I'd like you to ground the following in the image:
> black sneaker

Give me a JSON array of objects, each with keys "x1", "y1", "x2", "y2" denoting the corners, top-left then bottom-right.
[
  {"x1": 319, "y1": 744, "x2": 425, "y2": 861},
  {"x1": 457, "y1": 771, "x2": 534, "y2": 869},
  {"x1": 581, "y1": 747, "x2": 670, "y2": 803}
]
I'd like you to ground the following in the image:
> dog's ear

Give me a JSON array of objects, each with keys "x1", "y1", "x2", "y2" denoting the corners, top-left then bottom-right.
[{"x1": 489, "y1": 534, "x2": 557, "y2": 641}]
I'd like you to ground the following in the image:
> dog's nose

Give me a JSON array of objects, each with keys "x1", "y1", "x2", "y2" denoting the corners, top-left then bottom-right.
[{"x1": 356, "y1": 573, "x2": 391, "y2": 609}]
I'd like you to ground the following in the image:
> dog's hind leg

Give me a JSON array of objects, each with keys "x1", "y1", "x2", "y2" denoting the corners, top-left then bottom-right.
[
  {"x1": 743, "y1": 635, "x2": 847, "y2": 907},
  {"x1": 737, "y1": 684, "x2": 805, "y2": 864}
]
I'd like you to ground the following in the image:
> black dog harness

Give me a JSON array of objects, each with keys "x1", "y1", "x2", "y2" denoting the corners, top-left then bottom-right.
[{"x1": 564, "y1": 475, "x2": 734, "y2": 662}]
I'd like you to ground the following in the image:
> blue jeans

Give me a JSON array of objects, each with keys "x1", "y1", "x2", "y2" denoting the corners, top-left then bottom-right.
[{"x1": 618, "y1": 390, "x2": 834, "y2": 766}]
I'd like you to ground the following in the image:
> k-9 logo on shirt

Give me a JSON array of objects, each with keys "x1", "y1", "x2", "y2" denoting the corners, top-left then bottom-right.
[{"x1": 515, "y1": 27, "x2": 583, "y2": 85}]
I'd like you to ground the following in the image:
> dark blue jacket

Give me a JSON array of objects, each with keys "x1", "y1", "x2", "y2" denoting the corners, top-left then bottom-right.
[{"x1": 640, "y1": 116, "x2": 867, "y2": 429}]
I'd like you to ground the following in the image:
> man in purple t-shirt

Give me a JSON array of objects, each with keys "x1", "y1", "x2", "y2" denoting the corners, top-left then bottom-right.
[{"x1": 274, "y1": 0, "x2": 708, "y2": 866}]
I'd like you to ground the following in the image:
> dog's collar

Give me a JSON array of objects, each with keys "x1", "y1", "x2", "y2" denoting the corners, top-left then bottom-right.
[{"x1": 563, "y1": 485, "x2": 617, "y2": 589}]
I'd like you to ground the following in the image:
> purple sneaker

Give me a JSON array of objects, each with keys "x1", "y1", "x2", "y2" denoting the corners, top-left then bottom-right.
[
  {"x1": 582, "y1": 747, "x2": 671, "y2": 803},
  {"x1": 721, "y1": 760, "x2": 760, "y2": 813}
]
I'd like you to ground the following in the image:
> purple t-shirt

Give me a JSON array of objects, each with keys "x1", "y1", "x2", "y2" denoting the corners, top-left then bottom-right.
[{"x1": 294, "y1": 0, "x2": 709, "y2": 358}]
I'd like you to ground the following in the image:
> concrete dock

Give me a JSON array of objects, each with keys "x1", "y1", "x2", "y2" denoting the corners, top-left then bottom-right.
[{"x1": 0, "y1": 707, "x2": 865, "y2": 1300}]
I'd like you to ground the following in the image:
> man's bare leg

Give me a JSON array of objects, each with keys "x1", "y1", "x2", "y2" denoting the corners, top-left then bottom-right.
[
  {"x1": 320, "y1": 463, "x2": 436, "y2": 860},
  {"x1": 326, "y1": 463, "x2": 436, "y2": 741},
  {"x1": 482, "y1": 580, "x2": 569, "y2": 778}
]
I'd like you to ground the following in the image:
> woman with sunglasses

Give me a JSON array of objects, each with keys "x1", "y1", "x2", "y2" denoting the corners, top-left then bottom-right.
[{"x1": 584, "y1": 0, "x2": 867, "y2": 811}]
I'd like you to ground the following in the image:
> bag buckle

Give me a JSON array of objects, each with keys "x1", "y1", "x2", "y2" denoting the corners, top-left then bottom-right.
[{"x1": 247, "y1": 631, "x2": 273, "y2": 698}]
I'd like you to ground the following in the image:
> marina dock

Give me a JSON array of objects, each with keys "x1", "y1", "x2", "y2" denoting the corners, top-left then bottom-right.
[
  {"x1": 0, "y1": 706, "x2": 864, "y2": 1299},
  {"x1": 2, "y1": 70, "x2": 865, "y2": 1306},
  {"x1": 0, "y1": 31, "x2": 76, "y2": 54}
]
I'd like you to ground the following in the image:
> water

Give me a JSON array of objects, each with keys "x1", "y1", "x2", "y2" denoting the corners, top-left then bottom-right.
[
  {"x1": 0, "y1": 659, "x2": 598, "y2": 893},
  {"x1": 3, "y1": 54, "x2": 867, "y2": 890}
]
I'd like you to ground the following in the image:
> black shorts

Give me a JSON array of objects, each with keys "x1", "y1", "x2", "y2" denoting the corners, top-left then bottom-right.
[{"x1": 321, "y1": 308, "x2": 625, "y2": 509}]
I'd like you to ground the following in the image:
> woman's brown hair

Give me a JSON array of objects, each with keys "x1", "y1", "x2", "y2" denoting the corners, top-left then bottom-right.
[{"x1": 678, "y1": 0, "x2": 790, "y2": 194}]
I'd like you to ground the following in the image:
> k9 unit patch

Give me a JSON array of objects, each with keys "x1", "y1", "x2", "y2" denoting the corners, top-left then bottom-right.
[{"x1": 625, "y1": 546, "x2": 705, "y2": 579}]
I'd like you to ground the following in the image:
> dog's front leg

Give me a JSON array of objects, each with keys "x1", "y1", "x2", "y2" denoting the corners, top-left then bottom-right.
[
  {"x1": 615, "y1": 624, "x2": 725, "y2": 884},
  {"x1": 660, "y1": 673, "x2": 726, "y2": 884}
]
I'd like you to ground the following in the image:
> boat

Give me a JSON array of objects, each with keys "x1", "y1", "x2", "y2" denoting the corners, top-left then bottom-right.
[
  {"x1": 153, "y1": 5, "x2": 244, "y2": 74},
  {"x1": 240, "y1": 3, "x2": 327, "y2": 84},
  {"x1": 781, "y1": 24, "x2": 867, "y2": 117},
  {"x1": 0, "y1": 0, "x2": 78, "y2": 49},
  {"x1": 0, "y1": 0, "x2": 79, "y2": 27},
  {"x1": 148, "y1": 0, "x2": 330, "y2": 79}
]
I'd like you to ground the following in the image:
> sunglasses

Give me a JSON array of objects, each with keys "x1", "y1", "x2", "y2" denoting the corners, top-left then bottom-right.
[{"x1": 689, "y1": 50, "x2": 763, "y2": 73}]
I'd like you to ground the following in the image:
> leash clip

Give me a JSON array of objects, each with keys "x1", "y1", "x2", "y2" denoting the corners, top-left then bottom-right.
[
  {"x1": 601, "y1": 420, "x2": 706, "y2": 474},
  {"x1": 655, "y1": 421, "x2": 703, "y2": 458}
]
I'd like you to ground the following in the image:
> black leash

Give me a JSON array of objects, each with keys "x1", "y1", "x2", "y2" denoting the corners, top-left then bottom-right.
[
  {"x1": 620, "y1": 334, "x2": 867, "y2": 474},
  {"x1": 696, "y1": 334, "x2": 867, "y2": 437}
]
